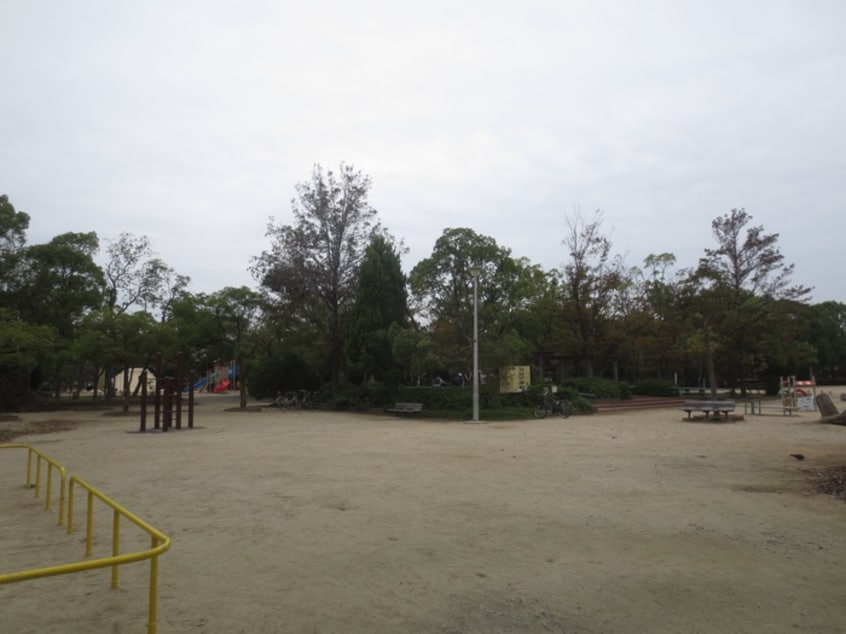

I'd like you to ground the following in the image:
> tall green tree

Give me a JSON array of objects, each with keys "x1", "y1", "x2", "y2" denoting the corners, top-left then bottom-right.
[
  {"x1": 102, "y1": 232, "x2": 187, "y2": 317},
  {"x1": 409, "y1": 228, "x2": 503, "y2": 327},
  {"x1": 612, "y1": 253, "x2": 694, "y2": 382},
  {"x1": 203, "y1": 287, "x2": 265, "y2": 408},
  {"x1": 807, "y1": 301, "x2": 846, "y2": 382},
  {"x1": 0, "y1": 195, "x2": 31, "y2": 297},
  {"x1": 345, "y1": 235, "x2": 409, "y2": 385},
  {"x1": 693, "y1": 208, "x2": 811, "y2": 392},
  {"x1": 13, "y1": 232, "x2": 104, "y2": 339},
  {"x1": 390, "y1": 325, "x2": 442, "y2": 386},
  {"x1": 517, "y1": 270, "x2": 571, "y2": 380},
  {"x1": 252, "y1": 163, "x2": 386, "y2": 387},
  {"x1": 74, "y1": 310, "x2": 160, "y2": 407},
  {"x1": 10, "y1": 232, "x2": 104, "y2": 394},
  {"x1": 409, "y1": 227, "x2": 547, "y2": 385},
  {"x1": 0, "y1": 308, "x2": 56, "y2": 409},
  {"x1": 0, "y1": 195, "x2": 29, "y2": 256},
  {"x1": 560, "y1": 209, "x2": 626, "y2": 378}
]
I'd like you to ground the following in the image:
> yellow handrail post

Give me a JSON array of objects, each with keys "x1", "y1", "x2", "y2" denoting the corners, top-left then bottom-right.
[
  {"x1": 67, "y1": 479, "x2": 76, "y2": 534},
  {"x1": 148, "y1": 538, "x2": 160, "y2": 634},
  {"x1": 45, "y1": 463, "x2": 53, "y2": 511},
  {"x1": 111, "y1": 510, "x2": 121, "y2": 589},
  {"x1": 26, "y1": 449, "x2": 33, "y2": 488},
  {"x1": 1, "y1": 445, "x2": 171, "y2": 634},
  {"x1": 57, "y1": 470, "x2": 66, "y2": 527},
  {"x1": 34, "y1": 453, "x2": 42, "y2": 498},
  {"x1": 86, "y1": 489, "x2": 94, "y2": 557}
]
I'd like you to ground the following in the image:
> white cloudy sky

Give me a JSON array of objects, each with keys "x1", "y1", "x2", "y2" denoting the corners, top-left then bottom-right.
[{"x1": 2, "y1": 1, "x2": 844, "y2": 302}]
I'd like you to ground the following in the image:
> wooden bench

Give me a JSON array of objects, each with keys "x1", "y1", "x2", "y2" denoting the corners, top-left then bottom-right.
[
  {"x1": 682, "y1": 400, "x2": 736, "y2": 420},
  {"x1": 385, "y1": 402, "x2": 423, "y2": 416}
]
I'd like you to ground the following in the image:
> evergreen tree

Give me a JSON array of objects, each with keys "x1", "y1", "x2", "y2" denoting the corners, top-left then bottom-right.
[{"x1": 345, "y1": 235, "x2": 409, "y2": 385}]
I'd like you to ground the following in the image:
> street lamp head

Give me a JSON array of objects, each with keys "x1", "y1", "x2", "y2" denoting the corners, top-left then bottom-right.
[{"x1": 469, "y1": 265, "x2": 483, "y2": 279}]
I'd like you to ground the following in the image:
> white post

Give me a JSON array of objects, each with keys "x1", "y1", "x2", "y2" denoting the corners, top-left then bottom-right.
[{"x1": 473, "y1": 275, "x2": 479, "y2": 422}]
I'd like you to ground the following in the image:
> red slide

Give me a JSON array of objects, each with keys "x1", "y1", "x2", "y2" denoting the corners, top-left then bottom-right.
[{"x1": 212, "y1": 379, "x2": 230, "y2": 393}]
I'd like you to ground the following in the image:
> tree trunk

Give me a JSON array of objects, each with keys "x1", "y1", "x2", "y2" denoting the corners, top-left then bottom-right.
[
  {"x1": 122, "y1": 368, "x2": 131, "y2": 413},
  {"x1": 238, "y1": 356, "x2": 248, "y2": 409},
  {"x1": 704, "y1": 326, "x2": 718, "y2": 399}
]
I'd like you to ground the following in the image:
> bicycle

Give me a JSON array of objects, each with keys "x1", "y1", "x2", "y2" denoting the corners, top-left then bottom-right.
[
  {"x1": 273, "y1": 389, "x2": 315, "y2": 410},
  {"x1": 533, "y1": 396, "x2": 572, "y2": 419},
  {"x1": 273, "y1": 391, "x2": 301, "y2": 409}
]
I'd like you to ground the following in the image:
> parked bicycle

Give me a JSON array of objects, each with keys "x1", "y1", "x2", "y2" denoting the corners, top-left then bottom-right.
[
  {"x1": 273, "y1": 389, "x2": 314, "y2": 410},
  {"x1": 533, "y1": 395, "x2": 572, "y2": 419}
]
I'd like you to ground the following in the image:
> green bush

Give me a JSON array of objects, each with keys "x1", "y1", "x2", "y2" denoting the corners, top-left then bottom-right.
[
  {"x1": 326, "y1": 381, "x2": 602, "y2": 417},
  {"x1": 325, "y1": 384, "x2": 393, "y2": 410},
  {"x1": 631, "y1": 379, "x2": 680, "y2": 397},
  {"x1": 500, "y1": 384, "x2": 594, "y2": 413},
  {"x1": 562, "y1": 377, "x2": 631, "y2": 400},
  {"x1": 248, "y1": 352, "x2": 320, "y2": 400}
]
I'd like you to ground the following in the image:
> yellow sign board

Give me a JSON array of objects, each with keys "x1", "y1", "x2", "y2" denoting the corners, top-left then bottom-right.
[{"x1": 499, "y1": 365, "x2": 531, "y2": 394}]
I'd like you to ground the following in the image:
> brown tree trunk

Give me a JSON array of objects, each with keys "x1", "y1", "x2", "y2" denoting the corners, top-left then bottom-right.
[{"x1": 238, "y1": 356, "x2": 248, "y2": 409}]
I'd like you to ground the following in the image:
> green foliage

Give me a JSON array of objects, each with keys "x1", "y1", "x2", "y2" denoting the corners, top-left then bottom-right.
[
  {"x1": 408, "y1": 227, "x2": 543, "y2": 378},
  {"x1": 562, "y1": 377, "x2": 630, "y2": 400},
  {"x1": 323, "y1": 383, "x2": 393, "y2": 410},
  {"x1": 0, "y1": 309, "x2": 57, "y2": 409},
  {"x1": 324, "y1": 380, "x2": 600, "y2": 418},
  {"x1": 692, "y1": 208, "x2": 812, "y2": 391},
  {"x1": 345, "y1": 235, "x2": 409, "y2": 385},
  {"x1": 248, "y1": 351, "x2": 320, "y2": 399},
  {"x1": 0, "y1": 192, "x2": 826, "y2": 414},
  {"x1": 0, "y1": 194, "x2": 30, "y2": 253},
  {"x1": 560, "y1": 209, "x2": 628, "y2": 378},
  {"x1": 13, "y1": 232, "x2": 104, "y2": 338},
  {"x1": 631, "y1": 379, "x2": 680, "y2": 397},
  {"x1": 807, "y1": 301, "x2": 846, "y2": 382},
  {"x1": 252, "y1": 163, "x2": 387, "y2": 387}
]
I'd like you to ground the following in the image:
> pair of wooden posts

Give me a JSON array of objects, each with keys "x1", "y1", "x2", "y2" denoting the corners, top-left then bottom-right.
[{"x1": 139, "y1": 353, "x2": 196, "y2": 432}]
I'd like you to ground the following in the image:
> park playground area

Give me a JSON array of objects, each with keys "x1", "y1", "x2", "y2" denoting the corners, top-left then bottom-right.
[{"x1": 2, "y1": 392, "x2": 846, "y2": 634}]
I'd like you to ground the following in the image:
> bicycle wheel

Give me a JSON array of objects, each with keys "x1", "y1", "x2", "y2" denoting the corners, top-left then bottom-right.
[
  {"x1": 559, "y1": 401, "x2": 572, "y2": 418},
  {"x1": 533, "y1": 404, "x2": 548, "y2": 419}
]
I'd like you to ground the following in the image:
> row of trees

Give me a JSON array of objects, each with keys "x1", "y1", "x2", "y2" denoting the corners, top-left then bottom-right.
[{"x1": 1, "y1": 165, "x2": 845, "y2": 410}]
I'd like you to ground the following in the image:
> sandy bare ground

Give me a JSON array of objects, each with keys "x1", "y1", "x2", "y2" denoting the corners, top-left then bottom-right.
[{"x1": 2, "y1": 393, "x2": 846, "y2": 634}]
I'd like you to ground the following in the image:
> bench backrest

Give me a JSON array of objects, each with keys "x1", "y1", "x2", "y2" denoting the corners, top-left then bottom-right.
[{"x1": 683, "y1": 400, "x2": 736, "y2": 409}]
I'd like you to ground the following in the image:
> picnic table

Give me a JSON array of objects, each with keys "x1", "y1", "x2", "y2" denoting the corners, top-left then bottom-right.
[{"x1": 681, "y1": 400, "x2": 736, "y2": 420}]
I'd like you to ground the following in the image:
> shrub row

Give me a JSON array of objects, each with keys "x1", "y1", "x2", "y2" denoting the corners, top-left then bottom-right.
[{"x1": 630, "y1": 379, "x2": 680, "y2": 397}]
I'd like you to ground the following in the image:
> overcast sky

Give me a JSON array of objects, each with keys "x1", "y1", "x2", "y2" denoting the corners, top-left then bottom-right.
[{"x1": 2, "y1": 1, "x2": 844, "y2": 303}]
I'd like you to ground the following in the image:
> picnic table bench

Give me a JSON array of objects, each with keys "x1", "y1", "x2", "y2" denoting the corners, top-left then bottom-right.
[
  {"x1": 682, "y1": 400, "x2": 736, "y2": 420},
  {"x1": 385, "y1": 402, "x2": 423, "y2": 416}
]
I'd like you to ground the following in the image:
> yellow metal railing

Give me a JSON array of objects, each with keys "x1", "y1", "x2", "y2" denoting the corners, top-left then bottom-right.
[
  {"x1": 0, "y1": 444, "x2": 172, "y2": 634},
  {"x1": 1, "y1": 442, "x2": 67, "y2": 525}
]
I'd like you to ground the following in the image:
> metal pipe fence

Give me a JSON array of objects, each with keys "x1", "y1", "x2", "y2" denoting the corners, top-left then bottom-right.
[{"x1": 0, "y1": 443, "x2": 172, "y2": 634}]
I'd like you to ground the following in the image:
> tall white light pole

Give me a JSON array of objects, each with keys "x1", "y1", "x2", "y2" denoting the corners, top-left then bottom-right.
[{"x1": 470, "y1": 265, "x2": 482, "y2": 423}]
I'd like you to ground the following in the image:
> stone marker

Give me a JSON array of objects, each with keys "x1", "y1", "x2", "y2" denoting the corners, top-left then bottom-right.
[{"x1": 816, "y1": 392, "x2": 839, "y2": 417}]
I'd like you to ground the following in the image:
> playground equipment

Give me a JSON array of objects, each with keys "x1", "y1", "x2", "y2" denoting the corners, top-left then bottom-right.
[
  {"x1": 183, "y1": 362, "x2": 239, "y2": 394},
  {"x1": 138, "y1": 353, "x2": 196, "y2": 432},
  {"x1": 780, "y1": 375, "x2": 817, "y2": 412},
  {"x1": 744, "y1": 374, "x2": 817, "y2": 416}
]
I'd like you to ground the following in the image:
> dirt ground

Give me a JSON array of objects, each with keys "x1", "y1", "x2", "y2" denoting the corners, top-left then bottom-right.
[{"x1": 2, "y1": 393, "x2": 846, "y2": 634}]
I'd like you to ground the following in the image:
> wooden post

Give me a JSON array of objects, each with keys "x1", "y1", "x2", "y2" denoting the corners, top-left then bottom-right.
[
  {"x1": 139, "y1": 371, "x2": 147, "y2": 432},
  {"x1": 188, "y1": 371, "x2": 195, "y2": 429},
  {"x1": 154, "y1": 353, "x2": 163, "y2": 430},
  {"x1": 175, "y1": 353, "x2": 184, "y2": 430}
]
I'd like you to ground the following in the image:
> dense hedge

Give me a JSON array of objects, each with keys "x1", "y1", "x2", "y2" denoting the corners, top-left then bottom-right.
[
  {"x1": 562, "y1": 377, "x2": 631, "y2": 400},
  {"x1": 248, "y1": 352, "x2": 320, "y2": 399},
  {"x1": 630, "y1": 379, "x2": 680, "y2": 397},
  {"x1": 325, "y1": 381, "x2": 598, "y2": 415}
]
